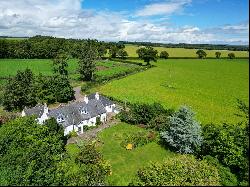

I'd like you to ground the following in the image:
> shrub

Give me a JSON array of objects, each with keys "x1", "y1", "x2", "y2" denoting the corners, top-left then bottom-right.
[
  {"x1": 203, "y1": 155, "x2": 238, "y2": 186},
  {"x1": 130, "y1": 155, "x2": 221, "y2": 186},
  {"x1": 81, "y1": 82, "x2": 97, "y2": 93},
  {"x1": 160, "y1": 106, "x2": 202, "y2": 154},
  {"x1": 147, "y1": 131, "x2": 156, "y2": 141},
  {"x1": 68, "y1": 130, "x2": 78, "y2": 138},
  {"x1": 148, "y1": 114, "x2": 170, "y2": 131},
  {"x1": 0, "y1": 110, "x2": 18, "y2": 125},
  {"x1": 201, "y1": 122, "x2": 248, "y2": 183},
  {"x1": 110, "y1": 58, "x2": 143, "y2": 66},
  {"x1": 119, "y1": 102, "x2": 174, "y2": 125},
  {"x1": 120, "y1": 131, "x2": 156, "y2": 149}
]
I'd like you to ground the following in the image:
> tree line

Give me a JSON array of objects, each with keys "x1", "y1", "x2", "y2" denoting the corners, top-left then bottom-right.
[
  {"x1": 119, "y1": 41, "x2": 249, "y2": 51},
  {"x1": 0, "y1": 35, "x2": 127, "y2": 59},
  {"x1": 1, "y1": 35, "x2": 246, "y2": 60}
]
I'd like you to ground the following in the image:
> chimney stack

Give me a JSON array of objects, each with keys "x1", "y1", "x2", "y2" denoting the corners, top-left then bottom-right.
[
  {"x1": 95, "y1": 92, "x2": 99, "y2": 100},
  {"x1": 84, "y1": 95, "x2": 89, "y2": 104},
  {"x1": 44, "y1": 103, "x2": 48, "y2": 114}
]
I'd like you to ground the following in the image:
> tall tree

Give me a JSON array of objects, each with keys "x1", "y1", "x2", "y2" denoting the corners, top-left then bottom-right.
[
  {"x1": 53, "y1": 75, "x2": 75, "y2": 102},
  {"x1": 3, "y1": 69, "x2": 36, "y2": 111},
  {"x1": 97, "y1": 45, "x2": 107, "y2": 59},
  {"x1": 0, "y1": 39, "x2": 8, "y2": 58},
  {"x1": 109, "y1": 45, "x2": 119, "y2": 58},
  {"x1": 0, "y1": 116, "x2": 65, "y2": 185},
  {"x1": 136, "y1": 46, "x2": 158, "y2": 65},
  {"x1": 78, "y1": 44, "x2": 97, "y2": 81},
  {"x1": 117, "y1": 49, "x2": 128, "y2": 59},
  {"x1": 53, "y1": 50, "x2": 69, "y2": 76}
]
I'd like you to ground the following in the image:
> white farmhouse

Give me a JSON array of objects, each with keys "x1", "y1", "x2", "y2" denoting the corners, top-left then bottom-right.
[{"x1": 22, "y1": 92, "x2": 119, "y2": 136}]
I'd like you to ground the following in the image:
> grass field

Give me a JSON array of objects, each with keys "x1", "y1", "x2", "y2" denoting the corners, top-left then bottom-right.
[
  {"x1": 0, "y1": 59, "x2": 141, "y2": 85},
  {"x1": 124, "y1": 44, "x2": 249, "y2": 58},
  {"x1": 92, "y1": 59, "x2": 249, "y2": 124},
  {"x1": 97, "y1": 123, "x2": 175, "y2": 186}
]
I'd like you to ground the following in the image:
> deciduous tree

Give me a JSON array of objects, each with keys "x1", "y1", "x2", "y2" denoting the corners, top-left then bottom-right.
[
  {"x1": 53, "y1": 50, "x2": 69, "y2": 76},
  {"x1": 117, "y1": 49, "x2": 128, "y2": 59},
  {"x1": 78, "y1": 44, "x2": 97, "y2": 81},
  {"x1": 136, "y1": 46, "x2": 158, "y2": 65},
  {"x1": 160, "y1": 51, "x2": 169, "y2": 59},
  {"x1": 215, "y1": 51, "x2": 221, "y2": 58},
  {"x1": 3, "y1": 68, "x2": 36, "y2": 111},
  {"x1": 228, "y1": 52, "x2": 235, "y2": 59},
  {"x1": 196, "y1": 49, "x2": 207, "y2": 59}
]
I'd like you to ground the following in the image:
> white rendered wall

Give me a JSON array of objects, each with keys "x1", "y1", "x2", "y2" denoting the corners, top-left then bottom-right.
[
  {"x1": 88, "y1": 117, "x2": 97, "y2": 126},
  {"x1": 105, "y1": 104, "x2": 116, "y2": 113},
  {"x1": 64, "y1": 125, "x2": 76, "y2": 136},
  {"x1": 37, "y1": 112, "x2": 49, "y2": 124},
  {"x1": 100, "y1": 113, "x2": 107, "y2": 122}
]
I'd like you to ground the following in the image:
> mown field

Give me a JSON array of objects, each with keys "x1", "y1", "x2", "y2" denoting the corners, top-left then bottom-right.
[
  {"x1": 0, "y1": 59, "x2": 141, "y2": 85},
  {"x1": 92, "y1": 59, "x2": 249, "y2": 124},
  {"x1": 124, "y1": 44, "x2": 249, "y2": 58}
]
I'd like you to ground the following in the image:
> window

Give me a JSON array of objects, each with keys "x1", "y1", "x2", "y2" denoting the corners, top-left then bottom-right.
[
  {"x1": 57, "y1": 115, "x2": 65, "y2": 123},
  {"x1": 78, "y1": 126, "x2": 81, "y2": 132},
  {"x1": 80, "y1": 107, "x2": 88, "y2": 114}
]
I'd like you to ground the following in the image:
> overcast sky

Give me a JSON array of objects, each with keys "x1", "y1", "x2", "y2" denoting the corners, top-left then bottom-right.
[{"x1": 0, "y1": 0, "x2": 249, "y2": 44}]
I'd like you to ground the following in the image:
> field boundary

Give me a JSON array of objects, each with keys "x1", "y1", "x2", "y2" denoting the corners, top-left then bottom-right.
[
  {"x1": 81, "y1": 64, "x2": 155, "y2": 93},
  {"x1": 125, "y1": 57, "x2": 249, "y2": 60}
]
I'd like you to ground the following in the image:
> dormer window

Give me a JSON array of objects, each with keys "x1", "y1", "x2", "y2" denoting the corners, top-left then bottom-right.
[
  {"x1": 80, "y1": 107, "x2": 88, "y2": 114},
  {"x1": 57, "y1": 115, "x2": 65, "y2": 123}
]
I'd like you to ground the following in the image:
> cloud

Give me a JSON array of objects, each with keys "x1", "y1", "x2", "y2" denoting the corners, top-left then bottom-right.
[
  {"x1": 0, "y1": 0, "x2": 248, "y2": 45},
  {"x1": 135, "y1": 0, "x2": 192, "y2": 17},
  {"x1": 204, "y1": 22, "x2": 249, "y2": 35}
]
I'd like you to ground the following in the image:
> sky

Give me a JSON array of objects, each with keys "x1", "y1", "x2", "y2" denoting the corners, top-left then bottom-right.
[{"x1": 0, "y1": 0, "x2": 249, "y2": 44}]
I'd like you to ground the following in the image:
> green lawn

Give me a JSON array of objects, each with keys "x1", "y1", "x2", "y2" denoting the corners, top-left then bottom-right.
[
  {"x1": 92, "y1": 59, "x2": 249, "y2": 124},
  {"x1": 124, "y1": 44, "x2": 249, "y2": 58},
  {"x1": 97, "y1": 123, "x2": 175, "y2": 186}
]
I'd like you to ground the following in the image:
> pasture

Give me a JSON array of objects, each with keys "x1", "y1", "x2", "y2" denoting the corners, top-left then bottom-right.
[
  {"x1": 124, "y1": 44, "x2": 249, "y2": 58},
  {"x1": 92, "y1": 59, "x2": 249, "y2": 124},
  {"x1": 0, "y1": 59, "x2": 141, "y2": 85}
]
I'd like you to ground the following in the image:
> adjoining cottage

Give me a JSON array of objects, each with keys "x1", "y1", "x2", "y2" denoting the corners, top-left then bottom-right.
[{"x1": 21, "y1": 92, "x2": 119, "y2": 136}]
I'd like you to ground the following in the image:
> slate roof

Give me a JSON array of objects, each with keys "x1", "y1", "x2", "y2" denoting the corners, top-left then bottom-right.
[
  {"x1": 24, "y1": 93, "x2": 114, "y2": 128},
  {"x1": 23, "y1": 104, "x2": 44, "y2": 118},
  {"x1": 88, "y1": 94, "x2": 114, "y2": 107}
]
